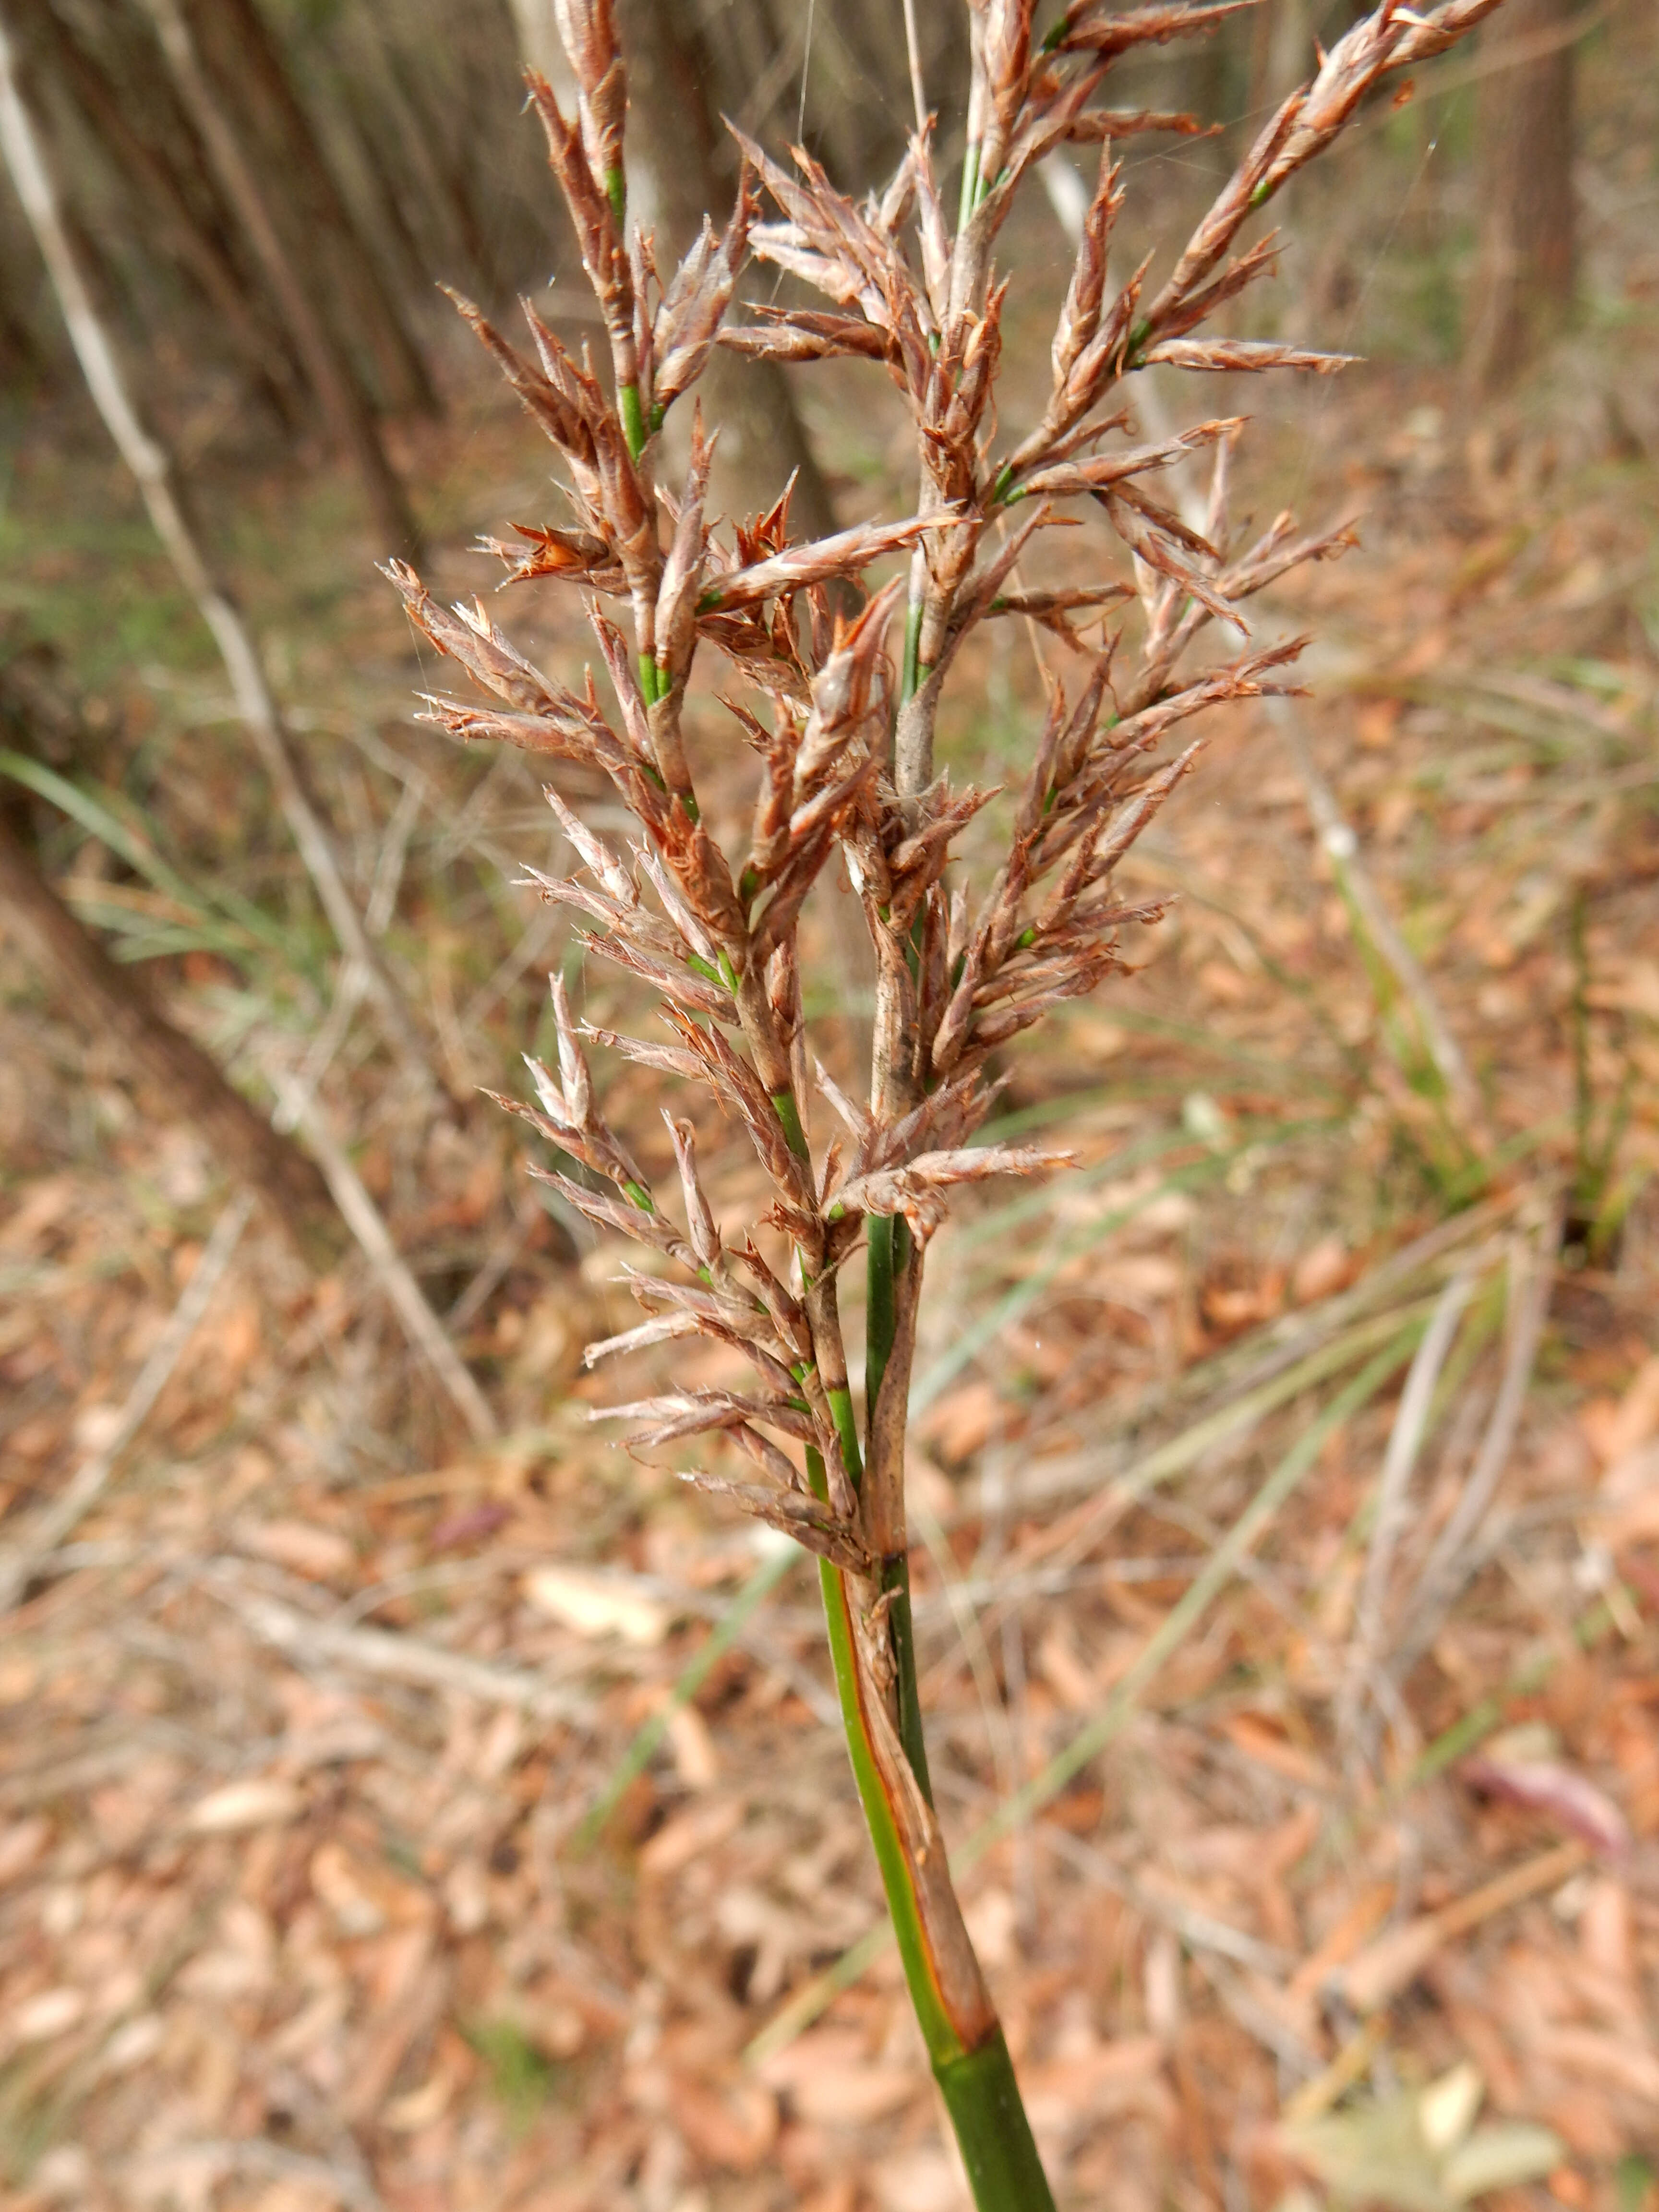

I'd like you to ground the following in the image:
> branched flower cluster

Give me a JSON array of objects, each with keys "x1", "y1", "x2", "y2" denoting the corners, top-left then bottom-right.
[
  {"x1": 386, "y1": 0, "x2": 1505, "y2": 2177},
  {"x1": 387, "y1": 4, "x2": 1501, "y2": 2121},
  {"x1": 389, "y1": 0, "x2": 1496, "y2": 1584}
]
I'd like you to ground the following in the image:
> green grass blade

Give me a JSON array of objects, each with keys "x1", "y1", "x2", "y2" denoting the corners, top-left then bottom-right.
[
  {"x1": 571, "y1": 1545, "x2": 799, "y2": 1851},
  {"x1": 963, "y1": 1331, "x2": 1420, "y2": 1859},
  {"x1": 1, "y1": 748, "x2": 204, "y2": 902},
  {"x1": 0, "y1": 748, "x2": 294, "y2": 957}
]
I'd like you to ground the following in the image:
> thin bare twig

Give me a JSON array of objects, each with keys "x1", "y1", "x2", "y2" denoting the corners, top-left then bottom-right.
[
  {"x1": 270, "y1": 1072, "x2": 498, "y2": 1441},
  {"x1": 901, "y1": 0, "x2": 929, "y2": 138},
  {"x1": 139, "y1": 0, "x2": 419, "y2": 558}
]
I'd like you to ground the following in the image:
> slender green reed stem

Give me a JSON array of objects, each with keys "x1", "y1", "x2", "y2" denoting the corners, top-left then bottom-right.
[
  {"x1": 937, "y1": 2034, "x2": 1056, "y2": 2212},
  {"x1": 881, "y1": 1554, "x2": 932, "y2": 1802},
  {"x1": 957, "y1": 140, "x2": 982, "y2": 231},
  {"x1": 809, "y1": 1461, "x2": 1055, "y2": 2212},
  {"x1": 867, "y1": 1214, "x2": 900, "y2": 1410},
  {"x1": 877, "y1": 475, "x2": 1051, "y2": 2200}
]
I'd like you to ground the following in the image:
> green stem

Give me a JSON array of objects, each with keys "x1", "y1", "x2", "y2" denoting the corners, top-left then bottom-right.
[
  {"x1": 957, "y1": 140, "x2": 981, "y2": 233},
  {"x1": 866, "y1": 1214, "x2": 899, "y2": 1411},
  {"x1": 635, "y1": 658, "x2": 701, "y2": 821},
  {"x1": 816, "y1": 1496, "x2": 1054, "y2": 2208},
  {"x1": 789, "y1": 1048, "x2": 1051, "y2": 2205},
  {"x1": 620, "y1": 380, "x2": 646, "y2": 461},
  {"x1": 771, "y1": 1087, "x2": 809, "y2": 1166},
  {"x1": 937, "y1": 2032, "x2": 1057, "y2": 2212},
  {"x1": 598, "y1": 166, "x2": 646, "y2": 462},
  {"x1": 806, "y1": 1457, "x2": 961, "y2": 2065},
  {"x1": 900, "y1": 585, "x2": 926, "y2": 710},
  {"x1": 827, "y1": 1383, "x2": 863, "y2": 1490}
]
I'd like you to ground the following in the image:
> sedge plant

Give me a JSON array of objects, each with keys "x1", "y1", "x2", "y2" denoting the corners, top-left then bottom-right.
[{"x1": 387, "y1": 0, "x2": 1503, "y2": 2199}]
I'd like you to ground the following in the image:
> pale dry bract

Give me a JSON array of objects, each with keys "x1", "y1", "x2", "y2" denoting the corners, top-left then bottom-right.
[{"x1": 386, "y1": 1, "x2": 1505, "y2": 2200}]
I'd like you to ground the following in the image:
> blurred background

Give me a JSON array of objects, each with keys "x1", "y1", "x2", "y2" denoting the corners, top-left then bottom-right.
[{"x1": 0, "y1": 2, "x2": 1657, "y2": 2208}]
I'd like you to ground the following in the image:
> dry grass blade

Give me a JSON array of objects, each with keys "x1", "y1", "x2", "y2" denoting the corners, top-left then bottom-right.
[
  {"x1": 1389, "y1": 1204, "x2": 1563, "y2": 1682},
  {"x1": 1338, "y1": 1264, "x2": 1481, "y2": 1770}
]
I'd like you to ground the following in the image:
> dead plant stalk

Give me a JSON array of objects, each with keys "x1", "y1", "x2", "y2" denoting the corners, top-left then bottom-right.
[{"x1": 388, "y1": 1, "x2": 1506, "y2": 2199}]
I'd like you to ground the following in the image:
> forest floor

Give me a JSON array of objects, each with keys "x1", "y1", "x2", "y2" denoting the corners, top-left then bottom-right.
[{"x1": 3, "y1": 66, "x2": 1659, "y2": 2212}]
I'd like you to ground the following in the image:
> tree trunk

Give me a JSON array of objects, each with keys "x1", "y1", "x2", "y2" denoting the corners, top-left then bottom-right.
[
  {"x1": 182, "y1": 0, "x2": 438, "y2": 420},
  {"x1": 1249, "y1": 0, "x2": 1311, "y2": 117},
  {"x1": 1466, "y1": 0, "x2": 1576, "y2": 390},
  {"x1": 0, "y1": 806, "x2": 339, "y2": 1251},
  {"x1": 0, "y1": 16, "x2": 438, "y2": 1085},
  {"x1": 309, "y1": 0, "x2": 547, "y2": 313},
  {"x1": 141, "y1": 0, "x2": 422, "y2": 557},
  {"x1": 14, "y1": 0, "x2": 306, "y2": 428}
]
